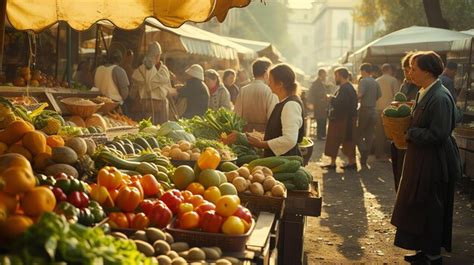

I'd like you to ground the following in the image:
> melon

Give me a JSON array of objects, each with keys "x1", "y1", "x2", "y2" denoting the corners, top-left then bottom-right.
[
  {"x1": 383, "y1": 107, "x2": 399, "y2": 118},
  {"x1": 397, "y1": 104, "x2": 412, "y2": 117},
  {"x1": 68, "y1": 116, "x2": 86, "y2": 127},
  {"x1": 394, "y1": 92, "x2": 407, "y2": 102}
]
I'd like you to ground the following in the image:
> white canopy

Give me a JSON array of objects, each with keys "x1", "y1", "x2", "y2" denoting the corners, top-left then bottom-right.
[{"x1": 349, "y1": 26, "x2": 473, "y2": 63}]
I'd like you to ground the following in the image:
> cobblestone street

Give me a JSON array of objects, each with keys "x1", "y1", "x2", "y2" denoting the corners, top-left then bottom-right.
[{"x1": 304, "y1": 140, "x2": 474, "y2": 265}]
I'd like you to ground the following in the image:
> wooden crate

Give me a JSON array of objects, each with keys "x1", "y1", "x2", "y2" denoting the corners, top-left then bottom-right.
[
  {"x1": 238, "y1": 193, "x2": 285, "y2": 217},
  {"x1": 285, "y1": 181, "x2": 322, "y2": 217}
]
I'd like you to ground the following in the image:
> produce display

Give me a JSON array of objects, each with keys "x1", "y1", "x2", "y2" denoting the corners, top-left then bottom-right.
[
  {"x1": 0, "y1": 93, "x2": 317, "y2": 263},
  {"x1": 1, "y1": 212, "x2": 155, "y2": 264}
]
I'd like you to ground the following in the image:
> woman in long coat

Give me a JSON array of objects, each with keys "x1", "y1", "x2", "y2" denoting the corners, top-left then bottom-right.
[{"x1": 391, "y1": 51, "x2": 462, "y2": 265}]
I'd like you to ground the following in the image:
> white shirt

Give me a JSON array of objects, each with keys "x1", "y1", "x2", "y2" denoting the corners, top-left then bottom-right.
[
  {"x1": 267, "y1": 100, "x2": 303, "y2": 156},
  {"x1": 417, "y1": 79, "x2": 438, "y2": 103},
  {"x1": 234, "y1": 79, "x2": 278, "y2": 132},
  {"x1": 94, "y1": 65, "x2": 123, "y2": 102}
]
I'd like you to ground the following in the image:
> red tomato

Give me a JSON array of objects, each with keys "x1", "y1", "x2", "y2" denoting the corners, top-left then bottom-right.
[
  {"x1": 160, "y1": 190, "x2": 184, "y2": 214},
  {"x1": 178, "y1": 203, "x2": 194, "y2": 216},
  {"x1": 195, "y1": 202, "x2": 216, "y2": 218},
  {"x1": 200, "y1": 210, "x2": 224, "y2": 233},
  {"x1": 131, "y1": 213, "x2": 150, "y2": 230},
  {"x1": 108, "y1": 212, "x2": 129, "y2": 228},
  {"x1": 140, "y1": 199, "x2": 158, "y2": 216},
  {"x1": 179, "y1": 211, "x2": 200, "y2": 230}
]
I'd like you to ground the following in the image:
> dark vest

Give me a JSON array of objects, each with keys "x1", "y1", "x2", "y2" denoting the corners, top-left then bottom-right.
[{"x1": 263, "y1": 95, "x2": 305, "y2": 157}]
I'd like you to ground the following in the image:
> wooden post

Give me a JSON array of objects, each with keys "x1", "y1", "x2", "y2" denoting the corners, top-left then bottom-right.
[{"x1": 0, "y1": 0, "x2": 8, "y2": 72}]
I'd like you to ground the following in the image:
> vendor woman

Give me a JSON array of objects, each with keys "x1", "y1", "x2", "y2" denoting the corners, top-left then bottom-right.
[{"x1": 246, "y1": 64, "x2": 305, "y2": 157}]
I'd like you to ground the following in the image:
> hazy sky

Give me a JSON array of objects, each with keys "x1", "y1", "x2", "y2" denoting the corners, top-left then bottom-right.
[{"x1": 288, "y1": 0, "x2": 313, "y2": 8}]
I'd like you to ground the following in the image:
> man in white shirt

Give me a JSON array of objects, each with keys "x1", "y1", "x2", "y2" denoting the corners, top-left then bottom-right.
[
  {"x1": 234, "y1": 57, "x2": 278, "y2": 132},
  {"x1": 375, "y1": 64, "x2": 400, "y2": 158}
]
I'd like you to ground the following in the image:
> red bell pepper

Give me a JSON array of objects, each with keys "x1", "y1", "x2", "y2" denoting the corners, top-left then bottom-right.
[
  {"x1": 148, "y1": 200, "x2": 172, "y2": 228},
  {"x1": 51, "y1": 187, "x2": 67, "y2": 202},
  {"x1": 67, "y1": 191, "x2": 89, "y2": 208},
  {"x1": 160, "y1": 190, "x2": 184, "y2": 214},
  {"x1": 200, "y1": 210, "x2": 224, "y2": 233},
  {"x1": 140, "y1": 199, "x2": 158, "y2": 216}
]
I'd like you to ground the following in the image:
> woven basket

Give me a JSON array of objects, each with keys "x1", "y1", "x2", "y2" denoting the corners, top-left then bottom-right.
[
  {"x1": 61, "y1": 97, "x2": 103, "y2": 118},
  {"x1": 91, "y1": 98, "x2": 120, "y2": 114},
  {"x1": 382, "y1": 115, "x2": 411, "y2": 149},
  {"x1": 166, "y1": 218, "x2": 255, "y2": 252},
  {"x1": 454, "y1": 127, "x2": 474, "y2": 139}
]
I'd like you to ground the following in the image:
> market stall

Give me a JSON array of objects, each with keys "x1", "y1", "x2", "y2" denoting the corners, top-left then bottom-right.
[
  {"x1": 347, "y1": 26, "x2": 473, "y2": 71},
  {"x1": 0, "y1": 97, "x2": 321, "y2": 265}
]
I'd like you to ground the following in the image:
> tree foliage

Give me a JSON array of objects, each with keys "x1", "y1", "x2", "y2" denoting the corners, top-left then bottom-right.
[
  {"x1": 228, "y1": 1, "x2": 297, "y2": 60},
  {"x1": 354, "y1": 0, "x2": 474, "y2": 36}
]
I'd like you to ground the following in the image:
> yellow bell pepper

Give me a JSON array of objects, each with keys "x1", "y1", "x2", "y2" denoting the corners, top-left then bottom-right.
[{"x1": 197, "y1": 147, "x2": 221, "y2": 170}]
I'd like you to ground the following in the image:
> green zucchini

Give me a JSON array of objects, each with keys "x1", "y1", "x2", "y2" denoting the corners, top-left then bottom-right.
[
  {"x1": 236, "y1": 154, "x2": 260, "y2": 166},
  {"x1": 272, "y1": 160, "x2": 301, "y2": 173},
  {"x1": 132, "y1": 143, "x2": 145, "y2": 153},
  {"x1": 135, "y1": 137, "x2": 152, "y2": 150},
  {"x1": 123, "y1": 143, "x2": 135, "y2": 155},
  {"x1": 145, "y1": 136, "x2": 160, "y2": 149}
]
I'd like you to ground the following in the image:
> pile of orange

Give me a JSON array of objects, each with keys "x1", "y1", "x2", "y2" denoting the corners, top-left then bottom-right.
[{"x1": 0, "y1": 153, "x2": 56, "y2": 240}]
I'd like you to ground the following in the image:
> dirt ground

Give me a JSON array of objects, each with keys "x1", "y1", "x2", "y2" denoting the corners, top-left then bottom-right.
[{"x1": 303, "y1": 139, "x2": 474, "y2": 265}]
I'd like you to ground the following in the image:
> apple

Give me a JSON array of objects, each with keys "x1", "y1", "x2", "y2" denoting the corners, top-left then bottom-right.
[{"x1": 233, "y1": 205, "x2": 252, "y2": 223}]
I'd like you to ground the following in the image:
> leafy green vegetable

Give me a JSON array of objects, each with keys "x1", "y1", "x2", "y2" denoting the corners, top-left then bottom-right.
[
  {"x1": 4, "y1": 212, "x2": 156, "y2": 265},
  {"x1": 138, "y1": 118, "x2": 153, "y2": 131},
  {"x1": 179, "y1": 108, "x2": 246, "y2": 140}
]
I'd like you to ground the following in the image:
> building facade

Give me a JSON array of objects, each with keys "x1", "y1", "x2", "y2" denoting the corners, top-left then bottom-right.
[{"x1": 287, "y1": 0, "x2": 382, "y2": 75}]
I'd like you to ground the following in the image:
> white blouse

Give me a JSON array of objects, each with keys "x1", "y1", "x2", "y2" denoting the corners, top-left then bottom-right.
[{"x1": 267, "y1": 100, "x2": 303, "y2": 156}]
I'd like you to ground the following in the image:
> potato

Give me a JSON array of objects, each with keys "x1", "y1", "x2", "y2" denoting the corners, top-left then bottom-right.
[
  {"x1": 162, "y1": 146, "x2": 171, "y2": 152},
  {"x1": 251, "y1": 166, "x2": 263, "y2": 173},
  {"x1": 190, "y1": 153, "x2": 200, "y2": 161},
  {"x1": 110, "y1": 232, "x2": 127, "y2": 240},
  {"x1": 171, "y1": 257, "x2": 187, "y2": 265},
  {"x1": 167, "y1": 250, "x2": 179, "y2": 260},
  {"x1": 261, "y1": 167, "x2": 273, "y2": 176},
  {"x1": 179, "y1": 141, "x2": 191, "y2": 151},
  {"x1": 262, "y1": 177, "x2": 276, "y2": 191},
  {"x1": 271, "y1": 185, "x2": 285, "y2": 197},
  {"x1": 249, "y1": 182, "x2": 264, "y2": 196},
  {"x1": 265, "y1": 191, "x2": 272, "y2": 196},
  {"x1": 133, "y1": 230, "x2": 148, "y2": 242},
  {"x1": 202, "y1": 247, "x2": 221, "y2": 260},
  {"x1": 165, "y1": 232, "x2": 174, "y2": 244},
  {"x1": 192, "y1": 147, "x2": 201, "y2": 153},
  {"x1": 225, "y1": 171, "x2": 239, "y2": 182},
  {"x1": 232, "y1": 177, "x2": 248, "y2": 192},
  {"x1": 171, "y1": 144, "x2": 180, "y2": 149},
  {"x1": 216, "y1": 259, "x2": 232, "y2": 265},
  {"x1": 162, "y1": 151, "x2": 170, "y2": 157},
  {"x1": 252, "y1": 172, "x2": 265, "y2": 183},
  {"x1": 169, "y1": 148, "x2": 182, "y2": 159},
  {"x1": 170, "y1": 242, "x2": 189, "y2": 252},
  {"x1": 237, "y1": 167, "x2": 250, "y2": 178},
  {"x1": 177, "y1": 151, "x2": 190, "y2": 160},
  {"x1": 186, "y1": 150, "x2": 193, "y2": 155}
]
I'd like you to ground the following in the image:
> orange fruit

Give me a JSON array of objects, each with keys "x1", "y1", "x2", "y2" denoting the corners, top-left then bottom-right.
[
  {"x1": 187, "y1": 195, "x2": 204, "y2": 209},
  {"x1": 186, "y1": 182, "x2": 205, "y2": 195},
  {"x1": 181, "y1": 190, "x2": 193, "y2": 202},
  {"x1": 0, "y1": 215, "x2": 34, "y2": 239},
  {"x1": 179, "y1": 211, "x2": 200, "y2": 230},
  {"x1": 1, "y1": 166, "x2": 36, "y2": 195},
  {"x1": 21, "y1": 186, "x2": 56, "y2": 217},
  {"x1": 0, "y1": 191, "x2": 18, "y2": 214}
]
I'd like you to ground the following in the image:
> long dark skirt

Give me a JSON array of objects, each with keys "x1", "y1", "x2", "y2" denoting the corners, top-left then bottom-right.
[{"x1": 394, "y1": 179, "x2": 455, "y2": 255}]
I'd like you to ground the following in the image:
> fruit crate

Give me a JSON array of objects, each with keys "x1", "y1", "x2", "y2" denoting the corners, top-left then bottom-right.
[
  {"x1": 285, "y1": 181, "x2": 322, "y2": 217},
  {"x1": 238, "y1": 193, "x2": 285, "y2": 218},
  {"x1": 166, "y1": 218, "x2": 255, "y2": 252}
]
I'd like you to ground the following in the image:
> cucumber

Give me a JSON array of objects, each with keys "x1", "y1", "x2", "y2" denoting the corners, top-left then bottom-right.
[
  {"x1": 272, "y1": 160, "x2": 301, "y2": 173},
  {"x1": 236, "y1": 155, "x2": 260, "y2": 166},
  {"x1": 87, "y1": 127, "x2": 98, "y2": 134}
]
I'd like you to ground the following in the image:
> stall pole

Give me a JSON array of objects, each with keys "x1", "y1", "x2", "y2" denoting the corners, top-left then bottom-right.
[
  {"x1": 55, "y1": 23, "x2": 61, "y2": 78},
  {"x1": 0, "y1": 0, "x2": 7, "y2": 72},
  {"x1": 464, "y1": 38, "x2": 473, "y2": 114},
  {"x1": 93, "y1": 25, "x2": 101, "y2": 69},
  {"x1": 66, "y1": 25, "x2": 72, "y2": 83}
]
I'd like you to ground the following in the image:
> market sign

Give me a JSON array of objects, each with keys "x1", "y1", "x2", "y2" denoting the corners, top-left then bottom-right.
[{"x1": 6, "y1": 0, "x2": 251, "y2": 32}]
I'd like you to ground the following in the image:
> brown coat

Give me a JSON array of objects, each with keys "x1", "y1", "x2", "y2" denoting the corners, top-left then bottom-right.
[{"x1": 391, "y1": 81, "x2": 462, "y2": 253}]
